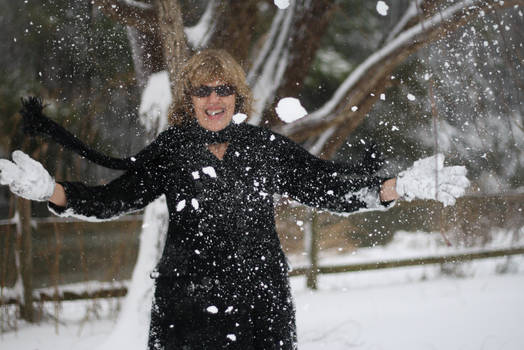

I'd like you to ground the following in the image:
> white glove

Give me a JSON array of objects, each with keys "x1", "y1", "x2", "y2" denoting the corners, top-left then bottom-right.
[
  {"x1": 0, "y1": 150, "x2": 55, "y2": 201},
  {"x1": 396, "y1": 154, "x2": 469, "y2": 207}
]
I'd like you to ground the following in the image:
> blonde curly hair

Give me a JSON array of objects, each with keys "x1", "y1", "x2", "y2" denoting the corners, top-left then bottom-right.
[{"x1": 169, "y1": 49, "x2": 253, "y2": 126}]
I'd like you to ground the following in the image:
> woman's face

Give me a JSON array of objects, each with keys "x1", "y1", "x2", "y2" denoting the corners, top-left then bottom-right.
[{"x1": 191, "y1": 80, "x2": 236, "y2": 132}]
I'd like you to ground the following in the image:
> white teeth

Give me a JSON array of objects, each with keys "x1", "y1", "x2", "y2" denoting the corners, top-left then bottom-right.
[{"x1": 207, "y1": 109, "x2": 224, "y2": 116}]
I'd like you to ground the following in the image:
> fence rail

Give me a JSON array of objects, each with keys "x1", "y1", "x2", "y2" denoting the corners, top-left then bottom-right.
[
  {"x1": 289, "y1": 245, "x2": 524, "y2": 276},
  {"x1": 1, "y1": 245, "x2": 523, "y2": 305}
]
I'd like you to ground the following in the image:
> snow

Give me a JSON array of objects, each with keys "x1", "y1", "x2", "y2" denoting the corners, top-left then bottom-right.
[
  {"x1": 184, "y1": 1, "x2": 216, "y2": 48},
  {"x1": 274, "y1": 0, "x2": 290, "y2": 10},
  {"x1": 176, "y1": 199, "x2": 186, "y2": 212},
  {"x1": 232, "y1": 113, "x2": 247, "y2": 124},
  {"x1": 376, "y1": 1, "x2": 389, "y2": 16},
  {"x1": 294, "y1": 274, "x2": 524, "y2": 350},
  {"x1": 3, "y1": 230, "x2": 524, "y2": 350},
  {"x1": 202, "y1": 166, "x2": 217, "y2": 178},
  {"x1": 275, "y1": 97, "x2": 308, "y2": 123},
  {"x1": 206, "y1": 305, "x2": 219, "y2": 314},
  {"x1": 138, "y1": 71, "x2": 171, "y2": 135},
  {"x1": 191, "y1": 198, "x2": 199, "y2": 210}
]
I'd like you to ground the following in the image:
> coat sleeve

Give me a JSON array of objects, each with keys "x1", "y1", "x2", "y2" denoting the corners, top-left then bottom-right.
[
  {"x1": 48, "y1": 164, "x2": 167, "y2": 221},
  {"x1": 269, "y1": 133, "x2": 391, "y2": 214}
]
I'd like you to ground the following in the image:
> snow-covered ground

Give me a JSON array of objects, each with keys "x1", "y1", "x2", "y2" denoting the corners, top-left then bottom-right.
[{"x1": 2, "y1": 230, "x2": 524, "y2": 350}]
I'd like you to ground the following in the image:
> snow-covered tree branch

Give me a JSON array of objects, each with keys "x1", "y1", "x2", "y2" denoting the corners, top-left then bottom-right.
[{"x1": 277, "y1": 0, "x2": 523, "y2": 158}]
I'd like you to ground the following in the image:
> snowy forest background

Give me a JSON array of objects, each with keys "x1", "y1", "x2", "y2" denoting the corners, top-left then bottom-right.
[{"x1": 0, "y1": 0, "x2": 523, "y2": 349}]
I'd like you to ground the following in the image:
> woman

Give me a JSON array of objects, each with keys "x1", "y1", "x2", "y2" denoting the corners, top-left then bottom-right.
[{"x1": 0, "y1": 49, "x2": 468, "y2": 349}]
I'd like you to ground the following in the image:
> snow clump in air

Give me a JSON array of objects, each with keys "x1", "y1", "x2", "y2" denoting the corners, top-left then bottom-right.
[
  {"x1": 206, "y1": 306, "x2": 219, "y2": 314},
  {"x1": 376, "y1": 1, "x2": 389, "y2": 16},
  {"x1": 274, "y1": 0, "x2": 290, "y2": 10},
  {"x1": 191, "y1": 198, "x2": 199, "y2": 210},
  {"x1": 176, "y1": 200, "x2": 186, "y2": 212},
  {"x1": 202, "y1": 166, "x2": 217, "y2": 178},
  {"x1": 275, "y1": 97, "x2": 308, "y2": 123},
  {"x1": 232, "y1": 113, "x2": 247, "y2": 124},
  {"x1": 407, "y1": 94, "x2": 416, "y2": 101}
]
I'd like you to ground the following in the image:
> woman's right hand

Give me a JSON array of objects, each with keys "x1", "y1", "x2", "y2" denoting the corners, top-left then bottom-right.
[{"x1": 0, "y1": 150, "x2": 56, "y2": 202}]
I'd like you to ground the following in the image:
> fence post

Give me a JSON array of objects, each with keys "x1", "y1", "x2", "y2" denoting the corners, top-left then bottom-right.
[
  {"x1": 17, "y1": 198, "x2": 35, "y2": 322},
  {"x1": 305, "y1": 210, "x2": 319, "y2": 290}
]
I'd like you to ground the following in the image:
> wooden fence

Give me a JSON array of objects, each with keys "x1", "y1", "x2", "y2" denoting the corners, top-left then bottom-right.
[
  {"x1": 1, "y1": 192, "x2": 523, "y2": 306},
  {"x1": 1, "y1": 245, "x2": 524, "y2": 305}
]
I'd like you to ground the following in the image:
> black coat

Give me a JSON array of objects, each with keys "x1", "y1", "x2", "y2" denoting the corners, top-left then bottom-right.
[{"x1": 49, "y1": 123, "x2": 386, "y2": 350}]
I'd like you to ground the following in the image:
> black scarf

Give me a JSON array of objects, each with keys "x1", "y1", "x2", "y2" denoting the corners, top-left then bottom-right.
[{"x1": 19, "y1": 96, "x2": 241, "y2": 171}]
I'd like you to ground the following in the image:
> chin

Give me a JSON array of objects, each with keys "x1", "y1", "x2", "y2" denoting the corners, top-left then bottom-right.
[{"x1": 199, "y1": 118, "x2": 231, "y2": 132}]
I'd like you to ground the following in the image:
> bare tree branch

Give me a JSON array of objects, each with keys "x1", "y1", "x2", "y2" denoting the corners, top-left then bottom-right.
[
  {"x1": 185, "y1": 0, "x2": 219, "y2": 50},
  {"x1": 277, "y1": 0, "x2": 523, "y2": 158},
  {"x1": 93, "y1": 0, "x2": 156, "y2": 32},
  {"x1": 263, "y1": 0, "x2": 337, "y2": 127}
]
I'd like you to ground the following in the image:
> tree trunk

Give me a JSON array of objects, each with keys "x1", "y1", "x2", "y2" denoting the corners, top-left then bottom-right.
[{"x1": 155, "y1": 0, "x2": 190, "y2": 91}]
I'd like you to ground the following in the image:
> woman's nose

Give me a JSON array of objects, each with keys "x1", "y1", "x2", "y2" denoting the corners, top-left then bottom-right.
[{"x1": 208, "y1": 91, "x2": 220, "y2": 102}]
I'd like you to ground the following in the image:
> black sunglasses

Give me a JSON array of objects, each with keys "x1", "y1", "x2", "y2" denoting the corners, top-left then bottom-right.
[{"x1": 190, "y1": 84, "x2": 236, "y2": 97}]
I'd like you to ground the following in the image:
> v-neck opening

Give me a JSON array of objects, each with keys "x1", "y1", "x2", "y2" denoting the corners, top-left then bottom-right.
[{"x1": 205, "y1": 143, "x2": 231, "y2": 163}]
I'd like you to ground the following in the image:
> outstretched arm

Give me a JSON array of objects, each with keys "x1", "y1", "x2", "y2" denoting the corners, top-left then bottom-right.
[
  {"x1": 269, "y1": 132, "x2": 467, "y2": 212},
  {"x1": 270, "y1": 133, "x2": 391, "y2": 213},
  {"x1": 1, "y1": 150, "x2": 165, "y2": 221}
]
